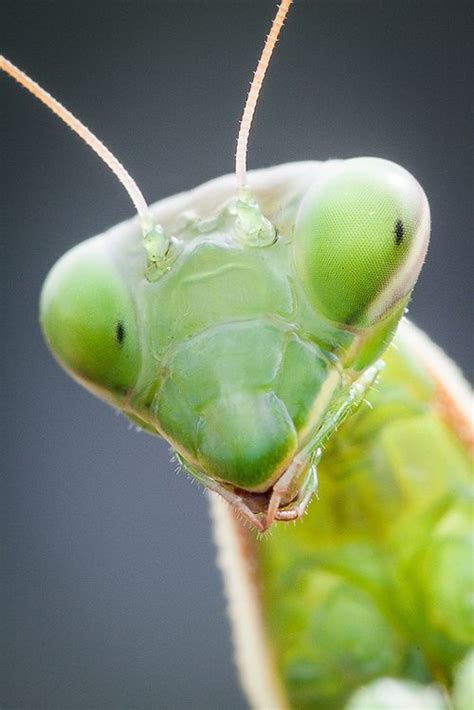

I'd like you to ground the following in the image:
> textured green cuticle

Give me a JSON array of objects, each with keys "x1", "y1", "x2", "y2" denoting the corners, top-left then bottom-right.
[
  {"x1": 197, "y1": 391, "x2": 297, "y2": 489},
  {"x1": 155, "y1": 321, "x2": 336, "y2": 489},
  {"x1": 257, "y1": 336, "x2": 473, "y2": 707},
  {"x1": 131, "y1": 230, "x2": 352, "y2": 490}
]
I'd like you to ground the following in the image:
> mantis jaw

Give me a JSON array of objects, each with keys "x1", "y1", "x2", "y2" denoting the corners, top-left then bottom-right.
[{"x1": 175, "y1": 360, "x2": 382, "y2": 532}]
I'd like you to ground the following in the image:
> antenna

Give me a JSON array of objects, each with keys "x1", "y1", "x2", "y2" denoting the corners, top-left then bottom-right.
[
  {"x1": 0, "y1": 55, "x2": 159, "y2": 235},
  {"x1": 1, "y1": 55, "x2": 170, "y2": 279},
  {"x1": 235, "y1": 0, "x2": 293, "y2": 190}
]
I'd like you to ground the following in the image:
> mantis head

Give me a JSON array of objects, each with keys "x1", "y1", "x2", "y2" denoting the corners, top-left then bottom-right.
[{"x1": 2, "y1": 1, "x2": 432, "y2": 531}]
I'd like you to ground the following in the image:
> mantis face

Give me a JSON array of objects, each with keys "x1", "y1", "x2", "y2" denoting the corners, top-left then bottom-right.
[{"x1": 40, "y1": 158, "x2": 430, "y2": 530}]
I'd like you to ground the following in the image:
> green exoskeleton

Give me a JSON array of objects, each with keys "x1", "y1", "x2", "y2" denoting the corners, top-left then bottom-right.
[
  {"x1": 2, "y1": 0, "x2": 472, "y2": 707},
  {"x1": 212, "y1": 317, "x2": 473, "y2": 708}
]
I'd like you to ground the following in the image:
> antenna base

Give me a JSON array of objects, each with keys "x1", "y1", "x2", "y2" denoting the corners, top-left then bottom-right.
[
  {"x1": 142, "y1": 225, "x2": 172, "y2": 282},
  {"x1": 234, "y1": 188, "x2": 276, "y2": 247}
]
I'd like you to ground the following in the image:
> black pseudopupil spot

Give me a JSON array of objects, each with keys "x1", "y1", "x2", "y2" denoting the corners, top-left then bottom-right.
[
  {"x1": 115, "y1": 320, "x2": 125, "y2": 345},
  {"x1": 394, "y1": 219, "x2": 405, "y2": 246}
]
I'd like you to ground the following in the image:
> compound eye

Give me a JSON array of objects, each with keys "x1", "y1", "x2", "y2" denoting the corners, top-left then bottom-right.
[
  {"x1": 294, "y1": 158, "x2": 430, "y2": 327},
  {"x1": 40, "y1": 240, "x2": 140, "y2": 397}
]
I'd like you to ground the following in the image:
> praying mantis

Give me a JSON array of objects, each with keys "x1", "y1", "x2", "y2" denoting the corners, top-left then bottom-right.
[{"x1": 2, "y1": 1, "x2": 472, "y2": 708}]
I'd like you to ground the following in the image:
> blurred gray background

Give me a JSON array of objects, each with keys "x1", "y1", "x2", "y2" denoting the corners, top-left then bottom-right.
[{"x1": 2, "y1": 1, "x2": 472, "y2": 708}]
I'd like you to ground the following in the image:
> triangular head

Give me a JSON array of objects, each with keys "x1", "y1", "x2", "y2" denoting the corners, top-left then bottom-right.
[{"x1": 40, "y1": 158, "x2": 430, "y2": 530}]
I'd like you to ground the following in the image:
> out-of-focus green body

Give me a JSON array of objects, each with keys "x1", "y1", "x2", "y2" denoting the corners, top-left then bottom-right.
[{"x1": 256, "y1": 330, "x2": 473, "y2": 708}]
